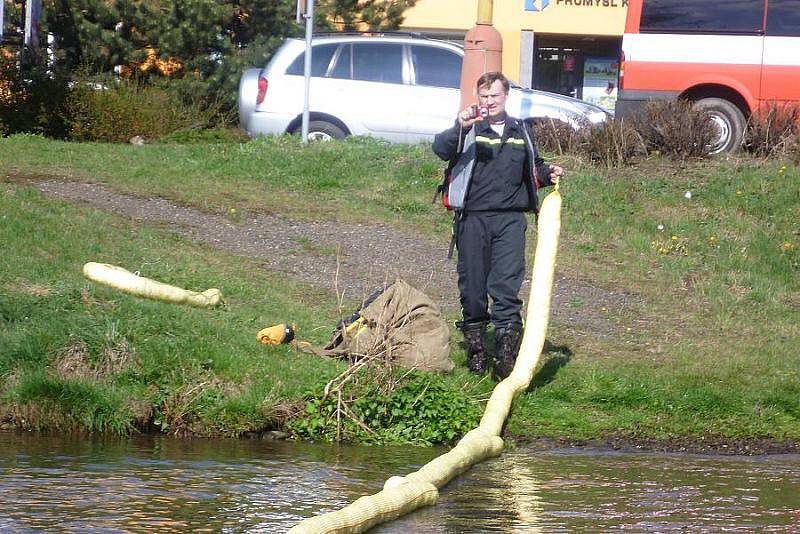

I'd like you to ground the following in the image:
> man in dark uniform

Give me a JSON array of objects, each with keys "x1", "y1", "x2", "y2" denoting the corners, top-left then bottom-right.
[{"x1": 433, "y1": 72, "x2": 564, "y2": 379}]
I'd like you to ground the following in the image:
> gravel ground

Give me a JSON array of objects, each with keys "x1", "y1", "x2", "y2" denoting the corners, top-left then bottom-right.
[{"x1": 31, "y1": 178, "x2": 639, "y2": 338}]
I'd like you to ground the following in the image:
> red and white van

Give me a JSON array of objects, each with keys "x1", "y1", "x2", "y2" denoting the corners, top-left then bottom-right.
[{"x1": 617, "y1": 0, "x2": 800, "y2": 153}]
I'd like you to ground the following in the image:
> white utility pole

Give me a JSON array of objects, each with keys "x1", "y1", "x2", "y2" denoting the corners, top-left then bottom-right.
[
  {"x1": 300, "y1": 0, "x2": 315, "y2": 143},
  {"x1": 23, "y1": 0, "x2": 33, "y2": 46}
]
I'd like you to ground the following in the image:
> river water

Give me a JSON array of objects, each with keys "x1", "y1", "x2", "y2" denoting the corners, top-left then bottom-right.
[{"x1": 1, "y1": 432, "x2": 798, "y2": 532}]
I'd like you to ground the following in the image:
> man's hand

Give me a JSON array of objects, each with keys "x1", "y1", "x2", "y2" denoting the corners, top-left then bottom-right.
[
  {"x1": 549, "y1": 164, "x2": 565, "y2": 181},
  {"x1": 458, "y1": 105, "x2": 484, "y2": 128}
]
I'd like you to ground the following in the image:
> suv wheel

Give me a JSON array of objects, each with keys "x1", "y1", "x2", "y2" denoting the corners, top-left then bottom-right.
[
  {"x1": 297, "y1": 120, "x2": 346, "y2": 142},
  {"x1": 694, "y1": 97, "x2": 745, "y2": 155}
]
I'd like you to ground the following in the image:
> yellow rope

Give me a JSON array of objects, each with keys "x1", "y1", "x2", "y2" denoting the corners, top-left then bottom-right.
[{"x1": 289, "y1": 187, "x2": 562, "y2": 533}]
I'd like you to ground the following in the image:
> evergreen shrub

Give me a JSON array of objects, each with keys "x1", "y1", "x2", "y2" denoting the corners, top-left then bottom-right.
[{"x1": 0, "y1": 56, "x2": 71, "y2": 138}]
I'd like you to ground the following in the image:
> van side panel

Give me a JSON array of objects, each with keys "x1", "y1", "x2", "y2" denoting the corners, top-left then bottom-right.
[
  {"x1": 761, "y1": 37, "x2": 800, "y2": 102},
  {"x1": 621, "y1": 33, "x2": 763, "y2": 111},
  {"x1": 625, "y1": 63, "x2": 760, "y2": 108}
]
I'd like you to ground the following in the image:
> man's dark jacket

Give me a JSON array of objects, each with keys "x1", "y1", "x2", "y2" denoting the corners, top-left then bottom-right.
[{"x1": 432, "y1": 117, "x2": 553, "y2": 213}]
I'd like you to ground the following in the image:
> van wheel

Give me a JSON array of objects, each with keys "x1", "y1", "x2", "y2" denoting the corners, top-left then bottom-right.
[
  {"x1": 298, "y1": 120, "x2": 346, "y2": 142},
  {"x1": 694, "y1": 98, "x2": 745, "y2": 154}
]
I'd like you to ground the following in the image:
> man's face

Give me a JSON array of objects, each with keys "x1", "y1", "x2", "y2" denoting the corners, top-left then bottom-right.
[{"x1": 478, "y1": 79, "x2": 508, "y2": 119}]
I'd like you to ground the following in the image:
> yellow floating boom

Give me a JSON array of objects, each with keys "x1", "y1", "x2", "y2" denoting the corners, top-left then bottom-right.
[
  {"x1": 290, "y1": 185, "x2": 562, "y2": 532},
  {"x1": 82, "y1": 262, "x2": 222, "y2": 308}
]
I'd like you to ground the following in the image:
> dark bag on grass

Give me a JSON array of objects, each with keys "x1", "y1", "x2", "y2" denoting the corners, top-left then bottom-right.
[{"x1": 299, "y1": 279, "x2": 453, "y2": 372}]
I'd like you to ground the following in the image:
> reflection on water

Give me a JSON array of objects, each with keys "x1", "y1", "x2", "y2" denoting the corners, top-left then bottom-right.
[{"x1": 0, "y1": 432, "x2": 798, "y2": 532}]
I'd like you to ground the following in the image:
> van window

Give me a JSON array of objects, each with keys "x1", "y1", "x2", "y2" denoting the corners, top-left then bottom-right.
[
  {"x1": 640, "y1": 0, "x2": 764, "y2": 34},
  {"x1": 410, "y1": 45, "x2": 462, "y2": 89},
  {"x1": 767, "y1": 0, "x2": 800, "y2": 37},
  {"x1": 352, "y1": 43, "x2": 403, "y2": 84},
  {"x1": 285, "y1": 44, "x2": 338, "y2": 76}
]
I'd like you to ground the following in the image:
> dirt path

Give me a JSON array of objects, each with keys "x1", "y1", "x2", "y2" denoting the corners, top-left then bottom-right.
[{"x1": 31, "y1": 178, "x2": 639, "y2": 338}]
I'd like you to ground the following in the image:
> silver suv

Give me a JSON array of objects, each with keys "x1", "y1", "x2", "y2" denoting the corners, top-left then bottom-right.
[{"x1": 239, "y1": 34, "x2": 610, "y2": 143}]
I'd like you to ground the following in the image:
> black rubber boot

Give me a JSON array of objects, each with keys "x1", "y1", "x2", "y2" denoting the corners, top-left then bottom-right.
[
  {"x1": 493, "y1": 326, "x2": 522, "y2": 380},
  {"x1": 462, "y1": 322, "x2": 488, "y2": 375}
]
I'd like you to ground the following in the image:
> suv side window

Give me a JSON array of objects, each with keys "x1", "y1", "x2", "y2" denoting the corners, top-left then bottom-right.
[
  {"x1": 285, "y1": 43, "x2": 338, "y2": 76},
  {"x1": 411, "y1": 45, "x2": 461, "y2": 89},
  {"x1": 351, "y1": 43, "x2": 403, "y2": 84},
  {"x1": 641, "y1": 0, "x2": 764, "y2": 34},
  {"x1": 330, "y1": 44, "x2": 352, "y2": 79},
  {"x1": 767, "y1": 0, "x2": 800, "y2": 37}
]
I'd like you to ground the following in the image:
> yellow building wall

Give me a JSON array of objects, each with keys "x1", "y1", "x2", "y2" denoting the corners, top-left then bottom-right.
[
  {"x1": 402, "y1": 0, "x2": 628, "y2": 82},
  {"x1": 401, "y1": 0, "x2": 480, "y2": 31}
]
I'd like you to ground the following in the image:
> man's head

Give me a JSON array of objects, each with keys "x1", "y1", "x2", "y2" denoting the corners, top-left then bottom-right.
[{"x1": 476, "y1": 72, "x2": 510, "y2": 120}]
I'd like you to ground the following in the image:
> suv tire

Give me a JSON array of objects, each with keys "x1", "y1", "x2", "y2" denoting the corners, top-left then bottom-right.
[
  {"x1": 694, "y1": 97, "x2": 745, "y2": 154},
  {"x1": 297, "y1": 120, "x2": 347, "y2": 142}
]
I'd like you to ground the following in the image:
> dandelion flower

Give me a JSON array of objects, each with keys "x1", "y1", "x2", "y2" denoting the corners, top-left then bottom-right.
[
  {"x1": 657, "y1": 224, "x2": 664, "y2": 231},
  {"x1": 671, "y1": 235, "x2": 678, "y2": 241},
  {"x1": 684, "y1": 191, "x2": 692, "y2": 199}
]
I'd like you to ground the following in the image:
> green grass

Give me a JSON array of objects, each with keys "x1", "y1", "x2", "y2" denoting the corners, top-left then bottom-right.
[
  {"x1": 0, "y1": 133, "x2": 447, "y2": 235},
  {"x1": 0, "y1": 184, "x2": 346, "y2": 436},
  {"x1": 1, "y1": 133, "x2": 798, "y2": 446}
]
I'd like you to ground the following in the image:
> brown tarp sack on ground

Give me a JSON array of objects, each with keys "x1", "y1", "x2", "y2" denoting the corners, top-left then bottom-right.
[{"x1": 299, "y1": 279, "x2": 454, "y2": 372}]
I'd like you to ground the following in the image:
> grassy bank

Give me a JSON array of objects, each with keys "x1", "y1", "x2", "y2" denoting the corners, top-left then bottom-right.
[{"x1": 1, "y1": 134, "x2": 798, "y2": 449}]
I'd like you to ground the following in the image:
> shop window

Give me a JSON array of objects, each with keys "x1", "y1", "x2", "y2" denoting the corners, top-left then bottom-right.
[
  {"x1": 641, "y1": 0, "x2": 764, "y2": 34},
  {"x1": 767, "y1": 0, "x2": 800, "y2": 37},
  {"x1": 536, "y1": 48, "x2": 581, "y2": 99},
  {"x1": 411, "y1": 45, "x2": 461, "y2": 89},
  {"x1": 533, "y1": 35, "x2": 621, "y2": 112}
]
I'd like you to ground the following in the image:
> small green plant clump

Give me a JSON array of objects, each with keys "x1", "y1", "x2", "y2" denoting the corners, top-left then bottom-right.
[{"x1": 288, "y1": 373, "x2": 482, "y2": 446}]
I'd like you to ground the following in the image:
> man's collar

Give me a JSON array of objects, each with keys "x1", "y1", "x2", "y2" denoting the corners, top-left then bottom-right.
[
  {"x1": 475, "y1": 120, "x2": 493, "y2": 133},
  {"x1": 505, "y1": 116, "x2": 522, "y2": 130},
  {"x1": 475, "y1": 115, "x2": 520, "y2": 135}
]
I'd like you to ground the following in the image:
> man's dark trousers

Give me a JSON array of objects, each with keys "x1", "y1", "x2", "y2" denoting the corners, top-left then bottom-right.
[{"x1": 456, "y1": 210, "x2": 527, "y2": 329}]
